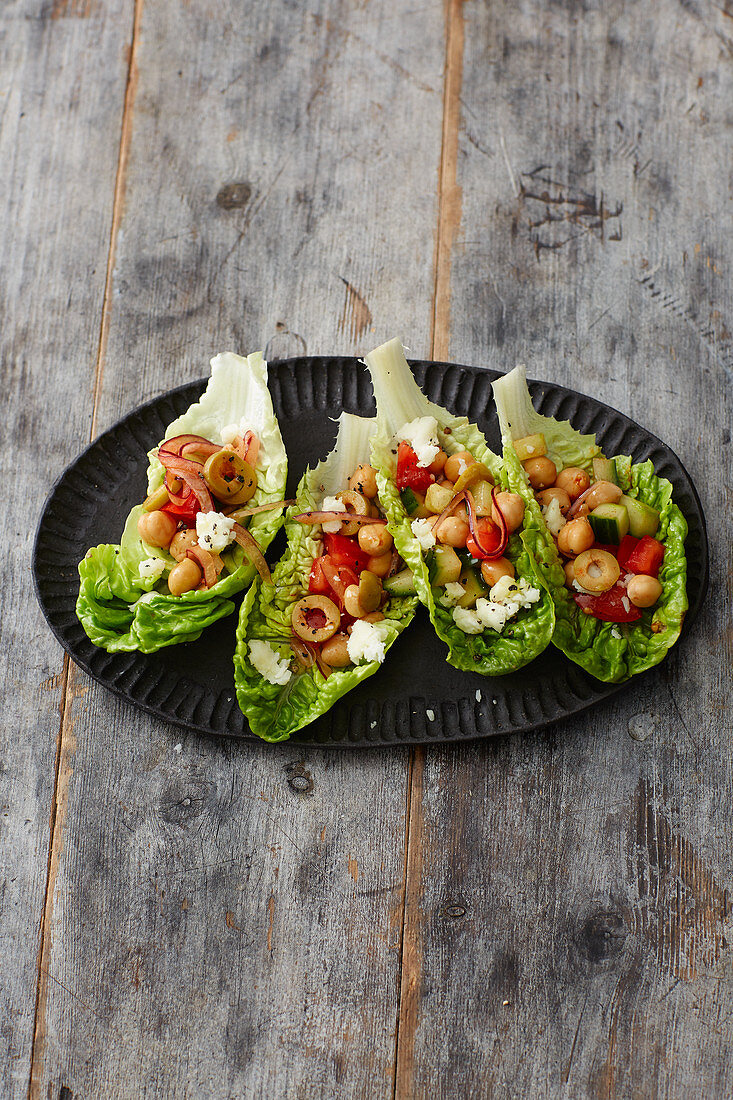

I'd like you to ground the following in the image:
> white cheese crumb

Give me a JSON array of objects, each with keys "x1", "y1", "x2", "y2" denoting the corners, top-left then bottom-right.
[
  {"x1": 475, "y1": 598, "x2": 509, "y2": 633},
  {"x1": 411, "y1": 517, "x2": 436, "y2": 551},
  {"x1": 220, "y1": 417, "x2": 251, "y2": 445},
  {"x1": 475, "y1": 690, "x2": 482, "y2": 702},
  {"x1": 622, "y1": 595, "x2": 631, "y2": 613},
  {"x1": 138, "y1": 557, "x2": 166, "y2": 581},
  {"x1": 611, "y1": 626, "x2": 621, "y2": 639},
  {"x1": 440, "y1": 581, "x2": 466, "y2": 607},
  {"x1": 525, "y1": 444, "x2": 535, "y2": 455},
  {"x1": 321, "y1": 495, "x2": 347, "y2": 533},
  {"x1": 248, "y1": 640, "x2": 292, "y2": 686},
  {"x1": 542, "y1": 497, "x2": 567, "y2": 537},
  {"x1": 452, "y1": 606, "x2": 484, "y2": 634},
  {"x1": 347, "y1": 619, "x2": 388, "y2": 665},
  {"x1": 370, "y1": 721, "x2": 377, "y2": 729},
  {"x1": 426, "y1": 709, "x2": 435, "y2": 721},
  {"x1": 396, "y1": 416, "x2": 440, "y2": 467},
  {"x1": 196, "y1": 511, "x2": 236, "y2": 553}
]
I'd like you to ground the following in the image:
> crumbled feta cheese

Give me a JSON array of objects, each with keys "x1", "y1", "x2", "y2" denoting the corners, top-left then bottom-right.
[
  {"x1": 396, "y1": 416, "x2": 440, "y2": 467},
  {"x1": 196, "y1": 510, "x2": 236, "y2": 553},
  {"x1": 452, "y1": 606, "x2": 484, "y2": 634},
  {"x1": 475, "y1": 690, "x2": 482, "y2": 702},
  {"x1": 321, "y1": 495, "x2": 347, "y2": 533},
  {"x1": 524, "y1": 444, "x2": 535, "y2": 455},
  {"x1": 220, "y1": 417, "x2": 251, "y2": 445},
  {"x1": 138, "y1": 557, "x2": 165, "y2": 581},
  {"x1": 347, "y1": 619, "x2": 388, "y2": 664},
  {"x1": 622, "y1": 595, "x2": 631, "y2": 613},
  {"x1": 440, "y1": 581, "x2": 466, "y2": 607},
  {"x1": 611, "y1": 626, "x2": 621, "y2": 639},
  {"x1": 475, "y1": 598, "x2": 509, "y2": 632},
  {"x1": 542, "y1": 497, "x2": 566, "y2": 537},
  {"x1": 248, "y1": 640, "x2": 292, "y2": 686},
  {"x1": 370, "y1": 721, "x2": 377, "y2": 729},
  {"x1": 426, "y1": 709, "x2": 435, "y2": 722},
  {"x1": 411, "y1": 517, "x2": 436, "y2": 551}
]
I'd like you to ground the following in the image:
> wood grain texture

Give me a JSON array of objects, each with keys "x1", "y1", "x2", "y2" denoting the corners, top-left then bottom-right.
[
  {"x1": 32, "y1": 1, "x2": 446, "y2": 1097},
  {"x1": 400, "y1": 0, "x2": 733, "y2": 1096},
  {"x1": 0, "y1": 2, "x2": 134, "y2": 1096}
]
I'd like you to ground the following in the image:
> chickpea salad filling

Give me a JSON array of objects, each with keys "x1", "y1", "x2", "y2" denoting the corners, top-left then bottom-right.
[
  {"x1": 492, "y1": 365, "x2": 688, "y2": 683},
  {"x1": 363, "y1": 339, "x2": 556, "y2": 677},
  {"x1": 233, "y1": 413, "x2": 419, "y2": 743},
  {"x1": 76, "y1": 352, "x2": 288, "y2": 653}
]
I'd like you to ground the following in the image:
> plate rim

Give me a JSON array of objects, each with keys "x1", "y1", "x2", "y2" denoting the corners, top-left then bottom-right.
[{"x1": 33, "y1": 356, "x2": 709, "y2": 748}]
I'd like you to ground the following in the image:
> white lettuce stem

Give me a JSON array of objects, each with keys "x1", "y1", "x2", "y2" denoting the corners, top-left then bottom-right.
[
  {"x1": 363, "y1": 338, "x2": 433, "y2": 437},
  {"x1": 307, "y1": 412, "x2": 376, "y2": 498}
]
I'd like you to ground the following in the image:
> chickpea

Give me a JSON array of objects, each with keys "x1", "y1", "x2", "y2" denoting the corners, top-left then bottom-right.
[
  {"x1": 480, "y1": 557, "x2": 515, "y2": 587},
  {"x1": 536, "y1": 487, "x2": 571, "y2": 515},
  {"x1": 444, "y1": 451, "x2": 474, "y2": 482},
  {"x1": 358, "y1": 524, "x2": 393, "y2": 557},
  {"x1": 491, "y1": 492, "x2": 525, "y2": 534},
  {"x1": 320, "y1": 633, "x2": 352, "y2": 667},
  {"x1": 584, "y1": 480, "x2": 623, "y2": 510},
  {"x1": 348, "y1": 464, "x2": 378, "y2": 499},
  {"x1": 627, "y1": 574, "x2": 663, "y2": 608},
  {"x1": 168, "y1": 557, "x2": 202, "y2": 596},
  {"x1": 169, "y1": 527, "x2": 199, "y2": 561},
  {"x1": 366, "y1": 553, "x2": 392, "y2": 578},
  {"x1": 564, "y1": 560, "x2": 576, "y2": 587},
  {"x1": 362, "y1": 611, "x2": 385, "y2": 623},
  {"x1": 437, "y1": 478, "x2": 455, "y2": 490},
  {"x1": 137, "y1": 509, "x2": 177, "y2": 549},
  {"x1": 344, "y1": 584, "x2": 366, "y2": 618},
  {"x1": 524, "y1": 456, "x2": 557, "y2": 491},
  {"x1": 555, "y1": 467, "x2": 590, "y2": 501},
  {"x1": 435, "y1": 515, "x2": 469, "y2": 548},
  {"x1": 556, "y1": 517, "x2": 594, "y2": 557},
  {"x1": 428, "y1": 449, "x2": 448, "y2": 475}
]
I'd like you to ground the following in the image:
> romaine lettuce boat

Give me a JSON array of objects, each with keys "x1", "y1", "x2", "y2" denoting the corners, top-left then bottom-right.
[
  {"x1": 234, "y1": 413, "x2": 418, "y2": 742},
  {"x1": 363, "y1": 338, "x2": 555, "y2": 676},
  {"x1": 77, "y1": 352, "x2": 288, "y2": 653},
  {"x1": 491, "y1": 365, "x2": 688, "y2": 682}
]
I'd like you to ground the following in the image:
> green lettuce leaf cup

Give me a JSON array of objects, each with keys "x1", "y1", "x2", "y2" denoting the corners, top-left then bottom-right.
[
  {"x1": 76, "y1": 352, "x2": 288, "y2": 653},
  {"x1": 492, "y1": 365, "x2": 688, "y2": 682},
  {"x1": 234, "y1": 413, "x2": 418, "y2": 743},
  {"x1": 363, "y1": 338, "x2": 555, "y2": 676}
]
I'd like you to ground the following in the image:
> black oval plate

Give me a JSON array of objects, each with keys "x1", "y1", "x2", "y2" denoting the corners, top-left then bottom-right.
[{"x1": 33, "y1": 358, "x2": 708, "y2": 747}]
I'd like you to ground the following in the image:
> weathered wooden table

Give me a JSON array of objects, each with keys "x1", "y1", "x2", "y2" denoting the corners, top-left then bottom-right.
[{"x1": 4, "y1": 1, "x2": 732, "y2": 1096}]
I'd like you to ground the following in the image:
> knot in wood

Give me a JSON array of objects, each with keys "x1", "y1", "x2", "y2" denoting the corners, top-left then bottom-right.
[
  {"x1": 445, "y1": 904, "x2": 466, "y2": 919},
  {"x1": 216, "y1": 182, "x2": 252, "y2": 209},
  {"x1": 579, "y1": 910, "x2": 627, "y2": 963},
  {"x1": 286, "y1": 762, "x2": 314, "y2": 794}
]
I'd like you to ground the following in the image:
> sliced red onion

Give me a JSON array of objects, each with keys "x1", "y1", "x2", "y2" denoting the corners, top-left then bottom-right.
[
  {"x1": 157, "y1": 450, "x2": 214, "y2": 512},
  {"x1": 567, "y1": 484, "x2": 595, "y2": 519},
  {"x1": 294, "y1": 510, "x2": 387, "y2": 527},
  {"x1": 232, "y1": 522, "x2": 271, "y2": 582},
  {"x1": 186, "y1": 545, "x2": 219, "y2": 588},
  {"x1": 159, "y1": 434, "x2": 215, "y2": 457},
  {"x1": 225, "y1": 498, "x2": 295, "y2": 520}
]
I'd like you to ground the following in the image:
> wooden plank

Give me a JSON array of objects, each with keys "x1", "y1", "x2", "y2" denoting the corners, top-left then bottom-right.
[
  {"x1": 32, "y1": 1, "x2": 447, "y2": 1097},
  {"x1": 396, "y1": 0, "x2": 733, "y2": 1096},
  {"x1": 0, "y1": 3, "x2": 134, "y2": 1096}
]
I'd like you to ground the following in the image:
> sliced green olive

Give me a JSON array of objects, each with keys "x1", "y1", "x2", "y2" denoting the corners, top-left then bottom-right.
[
  {"x1": 337, "y1": 489, "x2": 370, "y2": 536},
  {"x1": 291, "y1": 595, "x2": 341, "y2": 643},
  {"x1": 453, "y1": 462, "x2": 494, "y2": 494},
  {"x1": 203, "y1": 449, "x2": 257, "y2": 505},
  {"x1": 142, "y1": 484, "x2": 170, "y2": 512},
  {"x1": 358, "y1": 569, "x2": 382, "y2": 613}
]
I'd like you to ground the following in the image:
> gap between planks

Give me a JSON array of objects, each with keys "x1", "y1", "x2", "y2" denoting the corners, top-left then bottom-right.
[
  {"x1": 27, "y1": 2, "x2": 143, "y2": 1096},
  {"x1": 394, "y1": 2, "x2": 465, "y2": 1097}
]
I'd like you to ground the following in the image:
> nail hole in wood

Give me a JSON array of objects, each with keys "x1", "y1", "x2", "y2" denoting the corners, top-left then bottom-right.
[
  {"x1": 445, "y1": 904, "x2": 466, "y2": 919},
  {"x1": 286, "y1": 762, "x2": 314, "y2": 794},
  {"x1": 216, "y1": 182, "x2": 252, "y2": 209}
]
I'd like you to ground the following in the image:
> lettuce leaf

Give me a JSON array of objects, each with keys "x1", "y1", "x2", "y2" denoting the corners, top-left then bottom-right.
[
  {"x1": 492, "y1": 365, "x2": 689, "y2": 681},
  {"x1": 76, "y1": 352, "x2": 288, "y2": 653},
  {"x1": 234, "y1": 413, "x2": 419, "y2": 742},
  {"x1": 364, "y1": 338, "x2": 555, "y2": 675}
]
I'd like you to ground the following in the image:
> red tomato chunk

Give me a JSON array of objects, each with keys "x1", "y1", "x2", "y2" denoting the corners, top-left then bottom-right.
[
  {"x1": 574, "y1": 585, "x2": 643, "y2": 623},
  {"x1": 396, "y1": 442, "x2": 434, "y2": 494}
]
